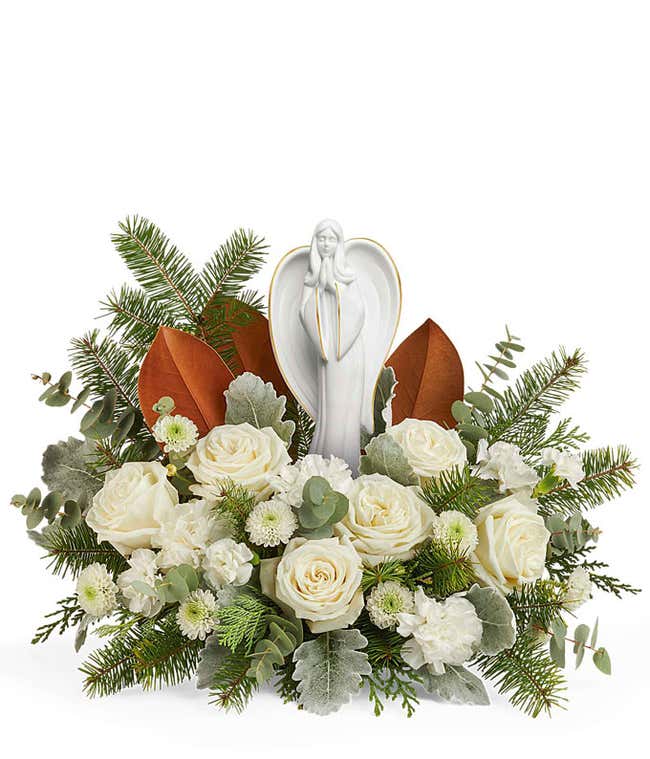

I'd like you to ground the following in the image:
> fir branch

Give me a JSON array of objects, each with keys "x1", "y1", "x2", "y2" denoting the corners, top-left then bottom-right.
[
  {"x1": 209, "y1": 651, "x2": 258, "y2": 712},
  {"x1": 274, "y1": 659, "x2": 299, "y2": 704},
  {"x1": 81, "y1": 624, "x2": 143, "y2": 697},
  {"x1": 407, "y1": 539, "x2": 476, "y2": 598},
  {"x1": 475, "y1": 633, "x2": 567, "y2": 718},
  {"x1": 362, "y1": 560, "x2": 409, "y2": 593},
  {"x1": 32, "y1": 596, "x2": 85, "y2": 644},
  {"x1": 530, "y1": 417, "x2": 589, "y2": 456},
  {"x1": 286, "y1": 398, "x2": 315, "y2": 460},
  {"x1": 537, "y1": 446, "x2": 637, "y2": 516},
  {"x1": 508, "y1": 580, "x2": 567, "y2": 633},
  {"x1": 101, "y1": 285, "x2": 174, "y2": 350},
  {"x1": 419, "y1": 465, "x2": 495, "y2": 519},
  {"x1": 199, "y1": 228, "x2": 268, "y2": 303},
  {"x1": 111, "y1": 215, "x2": 204, "y2": 328},
  {"x1": 38, "y1": 521, "x2": 128, "y2": 579},
  {"x1": 211, "y1": 482, "x2": 257, "y2": 543},
  {"x1": 134, "y1": 615, "x2": 202, "y2": 690}
]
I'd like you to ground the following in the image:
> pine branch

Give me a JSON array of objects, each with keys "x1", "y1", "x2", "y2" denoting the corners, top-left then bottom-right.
[
  {"x1": 362, "y1": 560, "x2": 409, "y2": 593},
  {"x1": 530, "y1": 417, "x2": 589, "y2": 455},
  {"x1": 199, "y1": 228, "x2": 268, "y2": 304},
  {"x1": 209, "y1": 651, "x2": 258, "y2": 712},
  {"x1": 101, "y1": 285, "x2": 174, "y2": 350},
  {"x1": 407, "y1": 539, "x2": 476, "y2": 598},
  {"x1": 81, "y1": 624, "x2": 143, "y2": 697},
  {"x1": 134, "y1": 615, "x2": 202, "y2": 690},
  {"x1": 475, "y1": 633, "x2": 567, "y2": 718},
  {"x1": 285, "y1": 397, "x2": 315, "y2": 460},
  {"x1": 508, "y1": 580, "x2": 567, "y2": 633},
  {"x1": 274, "y1": 659, "x2": 299, "y2": 704},
  {"x1": 32, "y1": 596, "x2": 85, "y2": 644},
  {"x1": 419, "y1": 465, "x2": 495, "y2": 519},
  {"x1": 111, "y1": 215, "x2": 204, "y2": 328},
  {"x1": 537, "y1": 446, "x2": 637, "y2": 516},
  {"x1": 212, "y1": 482, "x2": 257, "y2": 543},
  {"x1": 37, "y1": 521, "x2": 128, "y2": 579}
]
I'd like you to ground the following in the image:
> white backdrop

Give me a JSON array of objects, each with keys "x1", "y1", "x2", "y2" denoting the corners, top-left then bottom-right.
[{"x1": 1, "y1": 2, "x2": 648, "y2": 757}]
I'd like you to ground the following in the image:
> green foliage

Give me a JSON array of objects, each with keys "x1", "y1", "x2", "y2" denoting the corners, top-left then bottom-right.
[
  {"x1": 215, "y1": 590, "x2": 273, "y2": 653},
  {"x1": 419, "y1": 465, "x2": 495, "y2": 519},
  {"x1": 476, "y1": 633, "x2": 567, "y2": 718},
  {"x1": 508, "y1": 580, "x2": 567, "y2": 633},
  {"x1": 546, "y1": 618, "x2": 611, "y2": 675},
  {"x1": 33, "y1": 370, "x2": 79, "y2": 408},
  {"x1": 362, "y1": 366, "x2": 397, "y2": 444},
  {"x1": 32, "y1": 596, "x2": 85, "y2": 644},
  {"x1": 274, "y1": 659, "x2": 300, "y2": 703},
  {"x1": 285, "y1": 398, "x2": 315, "y2": 460},
  {"x1": 545, "y1": 512, "x2": 599, "y2": 556},
  {"x1": 359, "y1": 432, "x2": 418, "y2": 486},
  {"x1": 537, "y1": 446, "x2": 637, "y2": 515},
  {"x1": 407, "y1": 539, "x2": 476, "y2": 598},
  {"x1": 366, "y1": 667, "x2": 422, "y2": 718},
  {"x1": 246, "y1": 614, "x2": 303, "y2": 685},
  {"x1": 420, "y1": 664, "x2": 490, "y2": 706},
  {"x1": 211, "y1": 481, "x2": 257, "y2": 543},
  {"x1": 362, "y1": 560, "x2": 409, "y2": 593},
  {"x1": 41, "y1": 437, "x2": 104, "y2": 504},
  {"x1": 465, "y1": 584, "x2": 516, "y2": 655},
  {"x1": 208, "y1": 650, "x2": 258, "y2": 712},
  {"x1": 297, "y1": 476, "x2": 349, "y2": 538},
  {"x1": 132, "y1": 564, "x2": 200, "y2": 604},
  {"x1": 292, "y1": 629, "x2": 372, "y2": 715},
  {"x1": 475, "y1": 326, "x2": 525, "y2": 396},
  {"x1": 224, "y1": 372, "x2": 295, "y2": 444},
  {"x1": 101, "y1": 285, "x2": 173, "y2": 354}
]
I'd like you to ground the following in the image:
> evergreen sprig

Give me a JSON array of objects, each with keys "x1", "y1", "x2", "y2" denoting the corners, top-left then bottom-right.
[
  {"x1": 101, "y1": 285, "x2": 174, "y2": 352},
  {"x1": 199, "y1": 228, "x2": 268, "y2": 302},
  {"x1": 211, "y1": 482, "x2": 257, "y2": 543},
  {"x1": 134, "y1": 615, "x2": 203, "y2": 690},
  {"x1": 475, "y1": 633, "x2": 567, "y2": 718},
  {"x1": 508, "y1": 580, "x2": 567, "y2": 633},
  {"x1": 419, "y1": 465, "x2": 495, "y2": 519},
  {"x1": 209, "y1": 651, "x2": 258, "y2": 712},
  {"x1": 32, "y1": 596, "x2": 85, "y2": 644},
  {"x1": 407, "y1": 539, "x2": 476, "y2": 598},
  {"x1": 215, "y1": 590, "x2": 273, "y2": 653},
  {"x1": 286, "y1": 398, "x2": 315, "y2": 460}
]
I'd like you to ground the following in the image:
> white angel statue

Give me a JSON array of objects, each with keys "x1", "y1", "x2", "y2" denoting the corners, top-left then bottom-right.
[{"x1": 269, "y1": 219, "x2": 401, "y2": 474}]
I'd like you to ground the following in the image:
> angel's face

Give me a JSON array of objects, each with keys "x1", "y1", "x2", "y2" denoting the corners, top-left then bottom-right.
[{"x1": 316, "y1": 228, "x2": 338, "y2": 258}]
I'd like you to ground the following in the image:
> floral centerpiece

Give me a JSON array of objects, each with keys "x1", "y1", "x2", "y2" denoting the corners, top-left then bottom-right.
[{"x1": 12, "y1": 217, "x2": 639, "y2": 717}]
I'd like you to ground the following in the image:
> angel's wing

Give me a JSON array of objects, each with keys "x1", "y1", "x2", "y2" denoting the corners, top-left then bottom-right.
[{"x1": 268, "y1": 239, "x2": 401, "y2": 432}]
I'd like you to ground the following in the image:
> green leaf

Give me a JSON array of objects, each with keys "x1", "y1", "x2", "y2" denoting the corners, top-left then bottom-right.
[
  {"x1": 590, "y1": 618, "x2": 599, "y2": 649},
  {"x1": 224, "y1": 372, "x2": 295, "y2": 444},
  {"x1": 80, "y1": 400, "x2": 104, "y2": 432},
  {"x1": 420, "y1": 664, "x2": 490, "y2": 705},
  {"x1": 466, "y1": 584, "x2": 516, "y2": 655},
  {"x1": 153, "y1": 396, "x2": 175, "y2": 415},
  {"x1": 292, "y1": 629, "x2": 371, "y2": 715},
  {"x1": 111, "y1": 410, "x2": 136, "y2": 446},
  {"x1": 57, "y1": 371, "x2": 73, "y2": 393},
  {"x1": 593, "y1": 647, "x2": 611, "y2": 675},
  {"x1": 359, "y1": 433, "x2": 418, "y2": 486},
  {"x1": 456, "y1": 423, "x2": 489, "y2": 442},
  {"x1": 196, "y1": 634, "x2": 231, "y2": 690},
  {"x1": 41, "y1": 491, "x2": 63, "y2": 522},
  {"x1": 573, "y1": 624, "x2": 589, "y2": 652},
  {"x1": 549, "y1": 635, "x2": 566, "y2": 668},
  {"x1": 451, "y1": 400, "x2": 473, "y2": 423},
  {"x1": 303, "y1": 476, "x2": 330, "y2": 506},
  {"x1": 464, "y1": 391, "x2": 494, "y2": 413},
  {"x1": 71, "y1": 387, "x2": 91, "y2": 413},
  {"x1": 41, "y1": 437, "x2": 103, "y2": 504},
  {"x1": 26, "y1": 508, "x2": 45, "y2": 529}
]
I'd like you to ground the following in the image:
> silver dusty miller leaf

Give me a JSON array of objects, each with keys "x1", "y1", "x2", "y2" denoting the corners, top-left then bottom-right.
[
  {"x1": 466, "y1": 583, "x2": 517, "y2": 656},
  {"x1": 359, "y1": 432, "x2": 418, "y2": 486},
  {"x1": 420, "y1": 664, "x2": 490, "y2": 706},
  {"x1": 292, "y1": 629, "x2": 371, "y2": 715},
  {"x1": 196, "y1": 633, "x2": 231, "y2": 690},
  {"x1": 41, "y1": 437, "x2": 103, "y2": 504},
  {"x1": 224, "y1": 372, "x2": 295, "y2": 445}
]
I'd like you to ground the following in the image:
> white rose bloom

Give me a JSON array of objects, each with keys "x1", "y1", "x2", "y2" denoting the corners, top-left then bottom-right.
[
  {"x1": 334, "y1": 474, "x2": 435, "y2": 566},
  {"x1": 541, "y1": 447, "x2": 585, "y2": 488},
  {"x1": 202, "y1": 538, "x2": 254, "y2": 589},
  {"x1": 386, "y1": 419, "x2": 467, "y2": 480},
  {"x1": 86, "y1": 461, "x2": 179, "y2": 556},
  {"x1": 563, "y1": 567, "x2": 592, "y2": 611},
  {"x1": 270, "y1": 454, "x2": 353, "y2": 507},
  {"x1": 117, "y1": 548, "x2": 164, "y2": 617},
  {"x1": 475, "y1": 440, "x2": 539, "y2": 493},
  {"x1": 473, "y1": 493, "x2": 550, "y2": 594},
  {"x1": 260, "y1": 536, "x2": 363, "y2": 633},
  {"x1": 432, "y1": 510, "x2": 479, "y2": 554},
  {"x1": 396, "y1": 588, "x2": 483, "y2": 673},
  {"x1": 154, "y1": 499, "x2": 229, "y2": 570},
  {"x1": 187, "y1": 423, "x2": 291, "y2": 502},
  {"x1": 76, "y1": 563, "x2": 118, "y2": 618}
]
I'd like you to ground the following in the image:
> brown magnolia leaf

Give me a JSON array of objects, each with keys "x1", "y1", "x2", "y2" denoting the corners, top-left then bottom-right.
[
  {"x1": 387, "y1": 319, "x2": 464, "y2": 428},
  {"x1": 138, "y1": 326, "x2": 234, "y2": 437}
]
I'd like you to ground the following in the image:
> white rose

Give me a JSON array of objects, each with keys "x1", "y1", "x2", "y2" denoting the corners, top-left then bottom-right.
[
  {"x1": 86, "y1": 461, "x2": 178, "y2": 556},
  {"x1": 541, "y1": 447, "x2": 584, "y2": 488},
  {"x1": 202, "y1": 538, "x2": 254, "y2": 589},
  {"x1": 260, "y1": 536, "x2": 363, "y2": 633},
  {"x1": 473, "y1": 493, "x2": 550, "y2": 594},
  {"x1": 154, "y1": 499, "x2": 228, "y2": 570},
  {"x1": 386, "y1": 418, "x2": 467, "y2": 480},
  {"x1": 187, "y1": 423, "x2": 290, "y2": 502},
  {"x1": 475, "y1": 440, "x2": 539, "y2": 493},
  {"x1": 334, "y1": 474, "x2": 434, "y2": 566},
  {"x1": 117, "y1": 548, "x2": 164, "y2": 617}
]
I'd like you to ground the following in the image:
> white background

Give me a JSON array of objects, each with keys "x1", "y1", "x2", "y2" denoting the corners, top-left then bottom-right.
[{"x1": 1, "y1": 1, "x2": 648, "y2": 756}]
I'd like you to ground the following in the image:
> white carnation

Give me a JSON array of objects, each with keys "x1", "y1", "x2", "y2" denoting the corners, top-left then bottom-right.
[
  {"x1": 366, "y1": 581, "x2": 415, "y2": 630},
  {"x1": 541, "y1": 447, "x2": 585, "y2": 488},
  {"x1": 386, "y1": 418, "x2": 467, "y2": 480},
  {"x1": 76, "y1": 563, "x2": 118, "y2": 618},
  {"x1": 176, "y1": 589, "x2": 218, "y2": 640},
  {"x1": 202, "y1": 538, "x2": 254, "y2": 589},
  {"x1": 153, "y1": 414, "x2": 199, "y2": 453},
  {"x1": 117, "y1": 548, "x2": 164, "y2": 617},
  {"x1": 154, "y1": 499, "x2": 229, "y2": 570},
  {"x1": 397, "y1": 588, "x2": 483, "y2": 673},
  {"x1": 270, "y1": 454, "x2": 353, "y2": 508},
  {"x1": 432, "y1": 510, "x2": 478, "y2": 554},
  {"x1": 246, "y1": 499, "x2": 298, "y2": 547},
  {"x1": 563, "y1": 567, "x2": 592, "y2": 611},
  {"x1": 475, "y1": 440, "x2": 539, "y2": 493}
]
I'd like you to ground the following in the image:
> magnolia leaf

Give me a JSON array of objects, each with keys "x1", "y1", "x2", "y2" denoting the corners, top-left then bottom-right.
[
  {"x1": 138, "y1": 326, "x2": 233, "y2": 437},
  {"x1": 466, "y1": 584, "x2": 516, "y2": 655},
  {"x1": 196, "y1": 633, "x2": 231, "y2": 689},
  {"x1": 41, "y1": 437, "x2": 103, "y2": 504},
  {"x1": 292, "y1": 629, "x2": 371, "y2": 715},
  {"x1": 359, "y1": 433, "x2": 418, "y2": 486},
  {"x1": 387, "y1": 319, "x2": 464, "y2": 428},
  {"x1": 420, "y1": 664, "x2": 490, "y2": 706},
  {"x1": 224, "y1": 372, "x2": 295, "y2": 444}
]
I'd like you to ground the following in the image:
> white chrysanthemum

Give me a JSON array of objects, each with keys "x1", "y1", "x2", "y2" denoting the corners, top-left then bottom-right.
[
  {"x1": 475, "y1": 440, "x2": 539, "y2": 493},
  {"x1": 246, "y1": 499, "x2": 298, "y2": 547},
  {"x1": 541, "y1": 447, "x2": 585, "y2": 488},
  {"x1": 397, "y1": 588, "x2": 483, "y2": 674},
  {"x1": 154, "y1": 499, "x2": 229, "y2": 570},
  {"x1": 176, "y1": 589, "x2": 218, "y2": 640},
  {"x1": 432, "y1": 510, "x2": 478, "y2": 554},
  {"x1": 117, "y1": 548, "x2": 164, "y2": 617},
  {"x1": 270, "y1": 454, "x2": 353, "y2": 508},
  {"x1": 202, "y1": 538, "x2": 254, "y2": 589},
  {"x1": 564, "y1": 567, "x2": 592, "y2": 611},
  {"x1": 152, "y1": 414, "x2": 199, "y2": 453},
  {"x1": 76, "y1": 563, "x2": 118, "y2": 618},
  {"x1": 366, "y1": 581, "x2": 415, "y2": 630}
]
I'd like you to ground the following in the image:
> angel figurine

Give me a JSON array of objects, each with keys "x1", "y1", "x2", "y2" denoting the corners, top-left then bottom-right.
[{"x1": 269, "y1": 219, "x2": 401, "y2": 474}]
